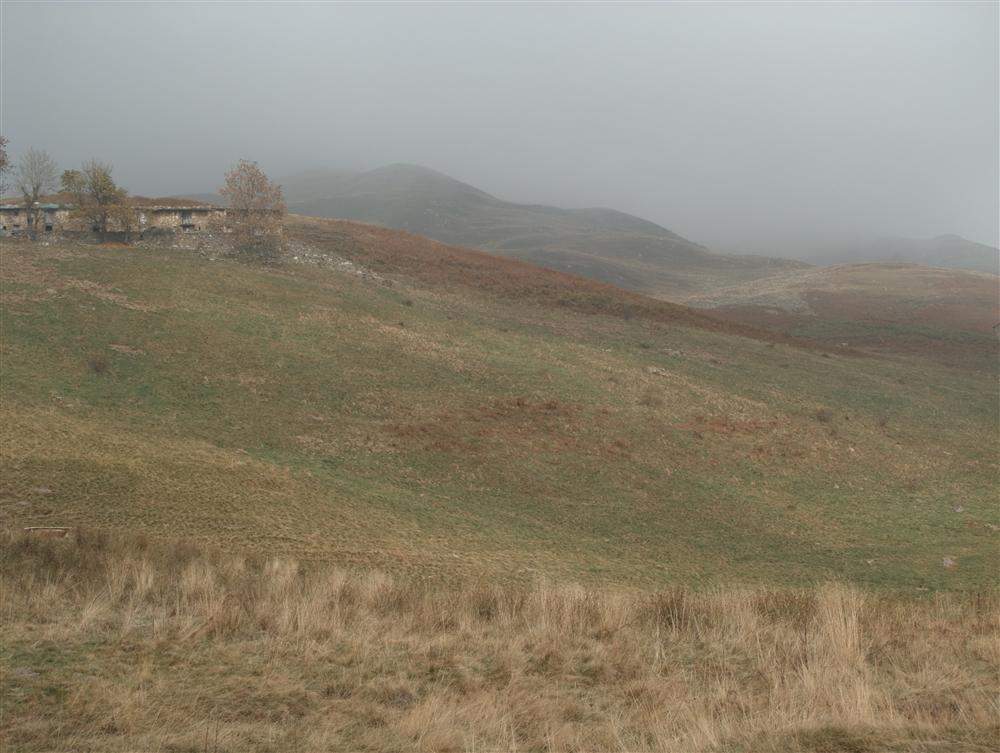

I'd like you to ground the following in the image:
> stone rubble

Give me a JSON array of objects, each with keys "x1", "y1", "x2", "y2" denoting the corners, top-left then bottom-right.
[{"x1": 126, "y1": 232, "x2": 387, "y2": 283}]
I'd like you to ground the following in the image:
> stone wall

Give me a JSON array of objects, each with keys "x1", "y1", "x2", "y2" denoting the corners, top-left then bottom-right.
[
  {"x1": 142, "y1": 208, "x2": 227, "y2": 232},
  {"x1": 0, "y1": 208, "x2": 74, "y2": 234},
  {"x1": 0, "y1": 207, "x2": 227, "y2": 235}
]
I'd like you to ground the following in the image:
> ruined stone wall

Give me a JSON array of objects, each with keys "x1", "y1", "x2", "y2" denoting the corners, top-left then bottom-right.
[
  {"x1": 1, "y1": 207, "x2": 228, "y2": 237},
  {"x1": 0, "y1": 208, "x2": 75, "y2": 233},
  {"x1": 142, "y1": 208, "x2": 226, "y2": 232},
  {"x1": 0, "y1": 208, "x2": 25, "y2": 231}
]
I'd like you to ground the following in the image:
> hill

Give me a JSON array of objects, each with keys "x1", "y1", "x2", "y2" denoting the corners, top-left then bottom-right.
[
  {"x1": 683, "y1": 263, "x2": 1000, "y2": 370},
  {"x1": 2, "y1": 218, "x2": 996, "y2": 591},
  {"x1": 278, "y1": 164, "x2": 803, "y2": 296},
  {"x1": 780, "y1": 235, "x2": 1000, "y2": 275}
]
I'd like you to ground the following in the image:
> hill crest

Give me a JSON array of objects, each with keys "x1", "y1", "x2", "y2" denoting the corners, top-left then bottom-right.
[{"x1": 277, "y1": 164, "x2": 801, "y2": 297}]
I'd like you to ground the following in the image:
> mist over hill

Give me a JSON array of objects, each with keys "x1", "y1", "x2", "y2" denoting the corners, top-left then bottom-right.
[
  {"x1": 283, "y1": 164, "x2": 686, "y2": 242},
  {"x1": 771, "y1": 234, "x2": 1000, "y2": 275},
  {"x1": 275, "y1": 164, "x2": 802, "y2": 297},
  {"x1": 187, "y1": 164, "x2": 997, "y2": 287}
]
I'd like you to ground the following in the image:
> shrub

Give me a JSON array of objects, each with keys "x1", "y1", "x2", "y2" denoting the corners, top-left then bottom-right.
[
  {"x1": 639, "y1": 386, "x2": 665, "y2": 408},
  {"x1": 219, "y1": 160, "x2": 286, "y2": 265},
  {"x1": 87, "y1": 355, "x2": 109, "y2": 375},
  {"x1": 814, "y1": 408, "x2": 834, "y2": 423}
]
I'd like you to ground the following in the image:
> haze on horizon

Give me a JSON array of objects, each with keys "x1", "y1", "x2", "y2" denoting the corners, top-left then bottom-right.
[{"x1": 1, "y1": 1, "x2": 997, "y2": 255}]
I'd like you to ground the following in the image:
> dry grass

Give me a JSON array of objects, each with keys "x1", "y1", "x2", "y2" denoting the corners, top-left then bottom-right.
[{"x1": 2, "y1": 530, "x2": 997, "y2": 753}]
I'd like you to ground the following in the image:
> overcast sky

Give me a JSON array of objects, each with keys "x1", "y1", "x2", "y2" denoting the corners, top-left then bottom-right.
[{"x1": 2, "y1": 1, "x2": 997, "y2": 253}]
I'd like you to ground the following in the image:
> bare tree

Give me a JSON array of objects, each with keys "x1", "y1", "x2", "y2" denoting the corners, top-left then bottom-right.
[
  {"x1": 0, "y1": 136, "x2": 9, "y2": 196},
  {"x1": 111, "y1": 199, "x2": 139, "y2": 243},
  {"x1": 219, "y1": 160, "x2": 286, "y2": 264},
  {"x1": 61, "y1": 160, "x2": 127, "y2": 237},
  {"x1": 15, "y1": 148, "x2": 59, "y2": 239}
]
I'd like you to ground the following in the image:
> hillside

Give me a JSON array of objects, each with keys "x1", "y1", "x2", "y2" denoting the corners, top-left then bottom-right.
[
  {"x1": 778, "y1": 235, "x2": 1000, "y2": 275},
  {"x1": 278, "y1": 164, "x2": 802, "y2": 296},
  {"x1": 682, "y1": 263, "x2": 1000, "y2": 370},
  {"x1": 2, "y1": 221, "x2": 997, "y2": 591}
]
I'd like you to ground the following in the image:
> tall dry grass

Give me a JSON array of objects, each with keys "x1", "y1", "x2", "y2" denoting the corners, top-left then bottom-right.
[{"x1": 1, "y1": 529, "x2": 997, "y2": 752}]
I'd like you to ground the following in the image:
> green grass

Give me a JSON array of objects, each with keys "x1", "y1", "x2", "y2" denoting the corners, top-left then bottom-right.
[{"x1": 1, "y1": 238, "x2": 997, "y2": 589}]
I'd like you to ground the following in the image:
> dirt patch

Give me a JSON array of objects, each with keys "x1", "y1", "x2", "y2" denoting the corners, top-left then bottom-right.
[
  {"x1": 64, "y1": 279, "x2": 157, "y2": 312},
  {"x1": 708, "y1": 305, "x2": 805, "y2": 331},
  {"x1": 108, "y1": 344, "x2": 145, "y2": 356},
  {"x1": 384, "y1": 397, "x2": 581, "y2": 454},
  {"x1": 681, "y1": 415, "x2": 779, "y2": 436}
]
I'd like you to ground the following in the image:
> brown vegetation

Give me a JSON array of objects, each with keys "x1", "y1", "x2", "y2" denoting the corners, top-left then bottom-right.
[
  {"x1": 691, "y1": 264, "x2": 1000, "y2": 368},
  {"x1": 61, "y1": 160, "x2": 129, "y2": 236},
  {"x1": 2, "y1": 530, "x2": 997, "y2": 752},
  {"x1": 814, "y1": 408, "x2": 835, "y2": 424},
  {"x1": 220, "y1": 160, "x2": 286, "y2": 264},
  {"x1": 287, "y1": 215, "x2": 838, "y2": 351}
]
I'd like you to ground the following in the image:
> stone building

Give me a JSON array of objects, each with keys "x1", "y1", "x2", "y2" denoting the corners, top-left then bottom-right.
[
  {"x1": 134, "y1": 200, "x2": 227, "y2": 232},
  {"x1": 0, "y1": 203, "x2": 69, "y2": 234},
  {"x1": 0, "y1": 194, "x2": 226, "y2": 235}
]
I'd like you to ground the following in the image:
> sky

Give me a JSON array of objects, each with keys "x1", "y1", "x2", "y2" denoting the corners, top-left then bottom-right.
[{"x1": 2, "y1": 1, "x2": 997, "y2": 254}]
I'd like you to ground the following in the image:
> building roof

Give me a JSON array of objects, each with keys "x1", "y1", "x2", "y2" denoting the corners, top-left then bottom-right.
[
  {"x1": 0, "y1": 203, "x2": 61, "y2": 210},
  {"x1": 129, "y1": 196, "x2": 221, "y2": 209},
  {"x1": 0, "y1": 193, "x2": 220, "y2": 210}
]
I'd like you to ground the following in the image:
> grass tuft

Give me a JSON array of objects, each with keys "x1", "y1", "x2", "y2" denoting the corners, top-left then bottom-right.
[{"x1": 1, "y1": 529, "x2": 997, "y2": 752}]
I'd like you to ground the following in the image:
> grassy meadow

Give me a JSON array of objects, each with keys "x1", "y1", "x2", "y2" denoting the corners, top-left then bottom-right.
[
  {"x1": 1, "y1": 226, "x2": 998, "y2": 751},
  {"x1": 1, "y1": 230, "x2": 996, "y2": 589}
]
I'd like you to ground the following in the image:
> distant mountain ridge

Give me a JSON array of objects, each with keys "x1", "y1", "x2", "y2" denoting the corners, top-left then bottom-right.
[
  {"x1": 185, "y1": 164, "x2": 997, "y2": 290},
  {"x1": 283, "y1": 164, "x2": 688, "y2": 244},
  {"x1": 275, "y1": 163, "x2": 802, "y2": 297}
]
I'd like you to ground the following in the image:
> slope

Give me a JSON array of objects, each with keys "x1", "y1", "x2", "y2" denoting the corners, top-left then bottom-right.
[
  {"x1": 683, "y1": 263, "x2": 1000, "y2": 370},
  {"x1": 1, "y1": 224, "x2": 997, "y2": 590},
  {"x1": 280, "y1": 164, "x2": 803, "y2": 296}
]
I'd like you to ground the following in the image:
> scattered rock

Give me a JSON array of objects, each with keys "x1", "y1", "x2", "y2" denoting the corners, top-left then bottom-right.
[
  {"x1": 109, "y1": 343, "x2": 144, "y2": 356},
  {"x1": 942, "y1": 556, "x2": 958, "y2": 570},
  {"x1": 953, "y1": 505, "x2": 964, "y2": 513},
  {"x1": 23, "y1": 526, "x2": 73, "y2": 539},
  {"x1": 284, "y1": 239, "x2": 384, "y2": 282}
]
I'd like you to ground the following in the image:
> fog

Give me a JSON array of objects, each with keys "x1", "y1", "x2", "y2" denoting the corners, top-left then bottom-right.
[{"x1": 2, "y1": 2, "x2": 997, "y2": 254}]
